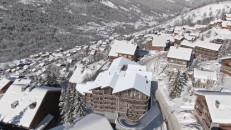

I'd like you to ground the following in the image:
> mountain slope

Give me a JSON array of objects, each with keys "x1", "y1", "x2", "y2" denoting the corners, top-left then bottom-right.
[
  {"x1": 0, "y1": 0, "x2": 226, "y2": 62},
  {"x1": 160, "y1": 1, "x2": 231, "y2": 27}
]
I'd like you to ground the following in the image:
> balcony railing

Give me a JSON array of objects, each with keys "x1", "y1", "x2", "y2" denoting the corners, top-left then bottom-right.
[{"x1": 202, "y1": 119, "x2": 210, "y2": 130}]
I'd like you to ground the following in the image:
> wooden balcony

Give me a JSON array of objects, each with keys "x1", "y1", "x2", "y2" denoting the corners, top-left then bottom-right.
[
  {"x1": 221, "y1": 65, "x2": 231, "y2": 75},
  {"x1": 202, "y1": 119, "x2": 210, "y2": 130},
  {"x1": 195, "y1": 106, "x2": 202, "y2": 116}
]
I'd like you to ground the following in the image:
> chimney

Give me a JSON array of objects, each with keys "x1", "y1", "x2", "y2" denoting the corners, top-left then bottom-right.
[{"x1": 215, "y1": 100, "x2": 220, "y2": 108}]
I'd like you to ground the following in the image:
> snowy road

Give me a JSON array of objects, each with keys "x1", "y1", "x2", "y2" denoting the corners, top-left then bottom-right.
[{"x1": 142, "y1": 52, "x2": 181, "y2": 130}]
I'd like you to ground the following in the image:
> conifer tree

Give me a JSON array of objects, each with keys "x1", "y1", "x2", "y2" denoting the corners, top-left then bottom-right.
[{"x1": 169, "y1": 70, "x2": 186, "y2": 99}]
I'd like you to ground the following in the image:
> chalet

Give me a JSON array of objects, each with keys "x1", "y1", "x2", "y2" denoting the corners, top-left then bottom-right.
[
  {"x1": 194, "y1": 41, "x2": 221, "y2": 60},
  {"x1": 220, "y1": 56, "x2": 231, "y2": 76},
  {"x1": 51, "y1": 113, "x2": 113, "y2": 130},
  {"x1": 0, "y1": 84, "x2": 61, "y2": 130},
  {"x1": 223, "y1": 14, "x2": 231, "y2": 21},
  {"x1": 147, "y1": 34, "x2": 174, "y2": 51},
  {"x1": 193, "y1": 68, "x2": 217, "y2": 87},
  {"x1": 108, "y1": 40, "x2": 138, "y2": 61},
  {"x1": 222, "y1": 21, "x2": 231, "y2": 30},
  {"x1": 167, "y1": 46, "x2": 192, "y2": 67},
  {"x1": 194, "y1": 91, "x2": 231, "y2": 130},
  {"x1": 174, "y1": 35, "x2": 184, "y2": 45},
  {"x1": 165, "y1": 28, "x2": 174, "y2": 34},
  {"x1": 0, "y1": 78, "x2": 14, "y2": 94},
  {"x1": 174, "y1": 26, "x2": 184, "y2": 35},
  {"x1": 76, "y1": 57, "x2": 152, "y2": 122},
  {"x1": 209, "y1": 19, "x2": 222, "y2": 28},
  {"x1": 183, "y1": 33, "x2": 197, "y2": 42}
]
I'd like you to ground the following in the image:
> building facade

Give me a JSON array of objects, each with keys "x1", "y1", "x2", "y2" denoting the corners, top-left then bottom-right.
[
  {"x1": 85, "y1": 87, "x2": 149, "y2": 122},
  {"x1": 194, "y1": 41, "x2": 221, "y2": 60},
  {"x1": 194, "y1": 46, "x2": 220, "y2": 60},
  {"x1": 76, "y1": 57, "x2": 152, "y2": 122},
  {"x1": 108, "y1": 40, "x2": 139, "y2": 61},
  {"x1": 194, "y1": 92, "x2": 231, "y2": 130},
  {"x1": 167, "y1": 46, "x2": 192, "y2": 67},
  {"x1": 220, "y1": 57, "x2": 231, "y2": 76}
]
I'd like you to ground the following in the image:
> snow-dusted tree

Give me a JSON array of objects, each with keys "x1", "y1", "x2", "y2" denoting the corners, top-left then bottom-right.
[
  {"x1": 168, "y1": 70, "x2": 187, "y2": 99},
  {"x1": 59, "y1": 85, "x2": 87, "y2": 124},
  {"x1": 189, "y1": 55, "x2": 203, "y2": 71},
  {"x1": 193, "y1": 79, "x2": 202, "y2": 88},
  {"x1": 219, "y1": 40, "x2": 231, "y2": 57},
  {"x1": 204, "y1": 79, "x2": 216, "y2": 89}
]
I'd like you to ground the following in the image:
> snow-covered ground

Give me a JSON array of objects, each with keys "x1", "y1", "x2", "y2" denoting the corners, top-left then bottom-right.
[
  {"x1": 160, "y1": 1, "x2": 231, "y2": 27},
  {"x1": 203, "y1": 28, "x2": 231, "y2": 41}
]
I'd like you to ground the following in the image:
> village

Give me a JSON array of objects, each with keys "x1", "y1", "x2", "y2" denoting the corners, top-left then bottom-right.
[{"x1": 0, "y1": 11, "x2": 231, "y2": 130}]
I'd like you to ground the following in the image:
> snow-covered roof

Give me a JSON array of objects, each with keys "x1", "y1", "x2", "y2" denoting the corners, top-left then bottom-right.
[
  {"x1": 180, "y1": 40, "x2": 196, "y2": 48},
  {"x1": 13, "y1": 78, "x2": 31, "y2": 85},
  {"x1": 151, "y1": 34, "x2": 174, "y2": 47},
  {"x1": 226, "y1": 17, "x2": 231, "y2": 21},
  {"x1": 195, "y1": 40, "x2": 222, "y2": 51},
  {"x1": 108, "y1": 40, "x2": 137, "y2": 57},
  {"x1": 222, "y1": 21, "x2": 231, "y2": 27},
  {"x1": 76, "y1": 57, "x2": 152, "y2": 96},
  {"x1": 225, "y1": 14, "x2": 231, "y2": 18},
  {"x1": 193, "y1": 68, "x2": 217, "y2": 81},
  {"x1": 0, "y1": 85, "x2": 60, "y2": 128},
  {"x1": 69, "y1": 113, "x2": 113, "y2": 130},
  {"x1": 205, "y1": 93, "x2": 231, "y2": 124},
  {"x1": 190, "y1": 32, "x2": 200, "y2": 37},
  {"x1": 183, "y1": 33, "x2": 196, "y2": 41},
  {"x1": 167, "y1": 46, "x2": 192, "y2": 61},
  {"x1": 69, "y1": 65, "x2": 85, "y2": 84},
  {"x1": 0, "y1": 78, "x2": 12, "y2": 90},
  {"x1": 52, "y1": 113, "x2": 113, "y2": 130},
  {"x1": 220, "y1": 55, "x2": 231, "y2": 60},
  {"x1": 174, "y1": 35, "x2": 184, "y2": 41}
]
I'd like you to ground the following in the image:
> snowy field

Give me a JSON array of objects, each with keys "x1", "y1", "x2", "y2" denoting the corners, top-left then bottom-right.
[{"x1": 161, "y1": 1, "x2": 231, "y2": 27}]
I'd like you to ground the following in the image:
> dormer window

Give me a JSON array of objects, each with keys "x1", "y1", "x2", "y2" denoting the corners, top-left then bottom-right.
[
  {"x1": 29, "y1": 102, "x2": 37, "y2": 109},
  {"x1": 11, "y1": 101, "x2": 19, "y2": 108}
]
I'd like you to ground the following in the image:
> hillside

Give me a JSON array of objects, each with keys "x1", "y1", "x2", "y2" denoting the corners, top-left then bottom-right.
[
  {"x1": 160, "y1": 1, "x2": 231, "y2": 27},
  {"x1": 0, "y1": 0, "x2": 226, "y2": 62}
]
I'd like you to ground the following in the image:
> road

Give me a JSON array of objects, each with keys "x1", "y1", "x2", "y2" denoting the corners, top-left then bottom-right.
[
  {"x1": 116, "y1": 95, "x2": 164, "y2": 130},
  {"x1": 141, "y1": 52, "x2": 181, "y2": 130}
]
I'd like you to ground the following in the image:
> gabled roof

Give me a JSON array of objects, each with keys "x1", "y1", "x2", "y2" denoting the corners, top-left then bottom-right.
[
  {"x1": 167, "y1": 46, "x2": 192, "y2": 61},
  {"x1": 194, "y1": 40, "x2": 222, "y2": 51},
  {"x1": 151, "y1": 34, "x2": 175, "y2": 47},
  {"x1": 108, "y1": 40, "x2": 137, "y2": 57},
  {"x1": 205, "y1": 93, "x2": 231, "y2": 124},
  {"x1": 76, "y1": 57, "x2": 152, "y2": 96},
  {"x1": 222, "y1": 21, "x2": 231, "y2": 27},
  {"x1": 195, "y1": 91, "x2": 231, "y2": 124},
  {"x1": 194, "y1": 68, "x2": 217, "y2": 81},
  {"x1": 225, "y1": 14, "x2": 231, "y2": 18},
  {"x1": 0, "y1": 84, "x2": 60, "y2": 128}
]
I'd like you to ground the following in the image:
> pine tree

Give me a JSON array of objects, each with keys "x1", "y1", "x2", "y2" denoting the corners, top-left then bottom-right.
[
  {"x1": 169, "y1": 70, "x2": 186, "y2": 99},
  {"x1": 59, "y1": 85, "x2": 87, "y2": 124}
]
